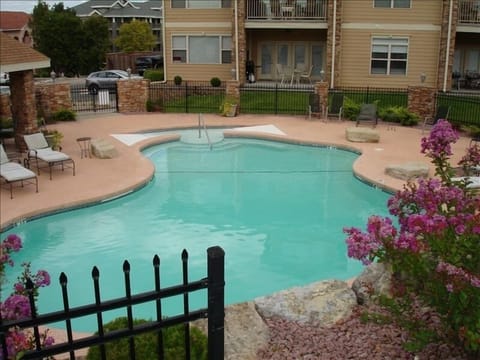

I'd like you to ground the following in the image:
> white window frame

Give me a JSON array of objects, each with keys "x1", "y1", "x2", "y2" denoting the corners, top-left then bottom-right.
[
  {"x1": 373, "y1": 0, "x2": 411, "y2": 9},
  {"x1": 171, "y1": 35, "x2": 232, "y2": 64},
  {"x1": 370, "y1": 37, "x2": 409, "y2": 75},
  {"x1": 171, "y1": 0, "x2": 231, "y2": 8}
]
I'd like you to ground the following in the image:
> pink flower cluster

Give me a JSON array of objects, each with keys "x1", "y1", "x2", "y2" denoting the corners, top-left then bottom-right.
[
  {"x1": 0, "y1": 234, "x2": 22, "y2": 271},
  {"x1": 0, "y1": 235, "x2": 54, "y2": 359},
  {"x1": 458, "y1": 144, "x2": 480, "y2": 174},
  {"x1": 420, "y1": 119, "x2": 459, "y2": 159},
  {"x1": 436, "y1": 261, "x2": 480, "y2": 291}
]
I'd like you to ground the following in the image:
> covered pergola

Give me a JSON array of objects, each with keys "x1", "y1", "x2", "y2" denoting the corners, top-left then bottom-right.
[{"x1": 0, "y1": 32, "x2": 50, "y2": 148}]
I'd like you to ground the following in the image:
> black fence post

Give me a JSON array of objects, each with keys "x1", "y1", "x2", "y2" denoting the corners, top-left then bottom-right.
[{"x1": 207, "y1": 246, "x2": 225, "y2": 360}]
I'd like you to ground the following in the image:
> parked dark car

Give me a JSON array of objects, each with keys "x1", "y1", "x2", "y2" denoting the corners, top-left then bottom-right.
[
  {"x1": 85, "y1": 70, "x2": 141, "y2": 94},
  {"x1": 135, "y1": 55, "x2": 163, "y2": 76}
]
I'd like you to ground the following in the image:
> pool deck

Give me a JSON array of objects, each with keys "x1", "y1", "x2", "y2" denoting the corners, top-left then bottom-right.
[{"x1": 0, "y1": 112, "x2": 474, "y2": 231}]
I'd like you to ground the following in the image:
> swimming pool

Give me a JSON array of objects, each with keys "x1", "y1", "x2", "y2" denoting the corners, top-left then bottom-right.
[{"x1": 1, "y1": 138, "x2": 390, "y2": 331}]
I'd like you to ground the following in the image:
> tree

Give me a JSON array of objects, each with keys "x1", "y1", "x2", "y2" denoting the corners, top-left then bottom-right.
[
  {"x1": 114, "y1": 20, "x2": 156, "y2": 53},
  {"x1": 79, "y1": 16, "x2": 110, "y2": 74},
  {"x1": 31, "y1": 1, "x2": 110, "y2": 76}
]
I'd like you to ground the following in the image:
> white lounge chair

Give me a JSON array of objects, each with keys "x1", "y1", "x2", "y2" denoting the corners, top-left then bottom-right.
[
  {"x1": 24, "y1": 133, "x2": 75, "y2": 180},
  {"x1": 452, "y1": 176, "x2": 480, "y2": 189},
  {"x1": 0, "y1": 144, "x2": 38, "y2": 198}
]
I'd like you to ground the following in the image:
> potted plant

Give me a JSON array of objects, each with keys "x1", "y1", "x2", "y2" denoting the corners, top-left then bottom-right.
[
  {"x1": 219, "y1": 96, "x2": 238, "y2": 117},
  {"x1": 42, "y1": 129, "x2": 63, "y2": 149},
  {"x1": 174, "y1": 75, "x2": 182, "y2": 85}
]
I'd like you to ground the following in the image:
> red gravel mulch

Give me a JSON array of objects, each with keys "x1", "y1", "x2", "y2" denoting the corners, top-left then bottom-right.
[{"x1": 256, "y1": 305, "x2": 471, "y2": 360}]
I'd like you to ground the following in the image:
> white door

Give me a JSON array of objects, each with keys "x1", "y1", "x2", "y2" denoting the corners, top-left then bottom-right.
[{"x1": 259, "y1": 42, "x2": 274, "y2": 79}]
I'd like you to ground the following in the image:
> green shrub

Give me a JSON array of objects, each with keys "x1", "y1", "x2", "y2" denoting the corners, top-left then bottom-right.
[
  {"x1": 379, "y1": 106, "x2": 419, "y2": 126},
  {"x1": 0, "y1": 117, "x2": 13, "y2": 129},
  {"x1": 146, "y1": 98, "x2": 163, "y2": 112},
  {"x1": 210, "y1": 77, "x2": 221, "y2": 87},
  {"x1": 86, "y1": 317, "x2": 207, "y2": 360},
  {"x1": 174, "y1": 75, "x2": 182, "y2": 85},
  {"x1": 342, "y1": 97, "x2": 361, "y2": 121},
  {"x1": 144, "y1": 69, "x2": 164, "y2": 82},
  {"x1": 50, "y1": 109, "x2": 76, "y2": 122}
]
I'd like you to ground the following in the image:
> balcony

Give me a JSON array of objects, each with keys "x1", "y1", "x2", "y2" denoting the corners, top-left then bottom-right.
[
  {"x1": 246, "y1": 0, "x2": 327, "y2": 22},
  {"x1": 458, "y1": 0, "x2": 480, "y2": 25}
]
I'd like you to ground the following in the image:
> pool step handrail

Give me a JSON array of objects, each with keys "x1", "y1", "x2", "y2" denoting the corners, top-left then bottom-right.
[{"x1": 198, "y1": 113, "x2": 213, "y2": 150}]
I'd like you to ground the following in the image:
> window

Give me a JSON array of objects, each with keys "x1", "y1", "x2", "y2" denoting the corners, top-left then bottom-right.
[
  {"x1": 374, "y1": 0, "x2": 410, "y2": 8},
  {"x1": 172, "y1": 0, "x2": 231, "y2": 8},
  {"x1": 172, "y1": 35, "x2": 232, "y2": 64},
  {"x1": 371, "y1": 37, "x2": 408, "y2": 75}
]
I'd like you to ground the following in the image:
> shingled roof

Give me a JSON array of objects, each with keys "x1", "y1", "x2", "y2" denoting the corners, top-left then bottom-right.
[
  {"x1": 72, "y1": 0, "x2": 162, "y2": 18},
  {"x1": 0, "y1": 32, "x2": 50, "y2": 73},
  {"x1": 0, "y1": 11, "x2": 30, "y2": 31}
]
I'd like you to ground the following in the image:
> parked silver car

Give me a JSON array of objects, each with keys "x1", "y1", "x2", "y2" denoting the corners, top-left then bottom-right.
[{"x1": 85, "y1": 70, "x2": 140, "y2": 94}]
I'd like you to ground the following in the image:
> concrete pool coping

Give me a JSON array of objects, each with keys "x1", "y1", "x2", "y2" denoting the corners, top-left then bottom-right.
[{"x1": 0, "y1": 112, "x2": 473, "y2": 231}]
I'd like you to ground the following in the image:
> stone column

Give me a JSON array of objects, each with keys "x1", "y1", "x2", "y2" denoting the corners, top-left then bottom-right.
[
  {"x1": 236, "y1": 0, "x2": 247, "y2": 85},
  {"x1": 325, "y1": 0, "x2": 342, "y2": 88},
  {"x1": 35, "y1": 82, "x2": 73, "y2": 120},
  {"x1": 437, "y1": 0, "x2": 458, "y2": 91},
  {"x1": 225, "y1": 80, "x2": 240, "y2": 113},
  {"x1": 316, "y1": 81, "x2": 329, "y2": 116},
  {"x1": 10, "y1": 70, "x2": 38, "y2": 150},
  {"x1": 408, "y1": 86, "x2": 436, "y2": 121},
  {"x1": 117, "y1": 79, "x2": 149, "y2": 113}
]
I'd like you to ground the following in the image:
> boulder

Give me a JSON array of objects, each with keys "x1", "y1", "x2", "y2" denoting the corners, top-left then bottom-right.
[
  {"x1": 193, "y1": 302, "x2": 269, "y2": 360},
  {"x1": 254, "y1": 280, "x2": 357, "y2": 326},
  {"x1": 91, "y1": 138, "x2": 118, "y2": 159},
  {"x1": 352, "y1": 262, "x2": 392, "y2": 305},
  {"x1": 385, "y1": 161, "x2": 429, "y2": 180},
  {"x1": 345, "y1": 127, "x2": 380, "y2": 143}
]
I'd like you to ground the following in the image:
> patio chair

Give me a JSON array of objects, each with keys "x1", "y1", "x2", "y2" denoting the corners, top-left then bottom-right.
[
  {"x1": 24, "y1": 132, "x2": 75, "y2": 180},
  {"x1": 299, "y1": 65, "x2": 314, "y2": 84},
  {"x1": 306, "y1": 93, "x2": 324, "y2": 120},
  {"x1": 452, "y1": 176, "x2": 480, "y2": 190},
  {"x1": 422, "y1": 105, "x2": 450, "y2": 134},
  {"x1": 355, "y1": 103, "x2": 378, "y2": 127},
  {"x1": 327, "y1": 93, "x2": 344, "y2": 120},
  {"x1": 0, "y1": 144, "x2": 38, "y2": 198}
]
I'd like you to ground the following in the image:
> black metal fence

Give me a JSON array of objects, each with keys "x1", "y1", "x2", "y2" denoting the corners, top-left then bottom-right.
[
  {"x1": 332, "y1": 86, "x2": 409, "y2": 108},
  {"x1": 0, "y1": 246, "x2": 225, "y2": 360},
  {"x1": 240, "y1": 83, "x2": 314, "y2": 115},
  {"x1": 437, "y1": 91, "x2": 480, "y2": 127},
  {"x1": 149, "y1": 81, "x2": 225, "y2": 113},
  {"x1": 70, "y1": 83, "x2": 119, "y2": 113}
]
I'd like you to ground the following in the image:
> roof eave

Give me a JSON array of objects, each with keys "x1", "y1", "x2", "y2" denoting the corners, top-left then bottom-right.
[{"x1": 0, "y1": 60, "x2": 51, "y2": 73}]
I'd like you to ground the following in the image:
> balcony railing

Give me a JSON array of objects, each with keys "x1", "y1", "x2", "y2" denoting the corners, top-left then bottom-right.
[
  {"x1": 458, "y1": 0, "x2": 480, "y2": 25},
  {"x1": 246, "y1": 0, "x2": 327, "y2": 21}
]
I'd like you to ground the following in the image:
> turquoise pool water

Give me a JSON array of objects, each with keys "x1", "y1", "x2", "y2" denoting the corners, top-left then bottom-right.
[{"x1": 1, "y1": 138, "x2": 390, "y2": 331}]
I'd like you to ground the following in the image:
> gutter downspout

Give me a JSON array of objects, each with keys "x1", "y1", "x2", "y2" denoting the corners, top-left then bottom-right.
[
  {"x1": 234, "y1": 0, "x2": 239, "y2": 81},
  {"x1": 330, "y1": 0, "x2": 337, "y2": 89},
  {"x1": 161, "y1": 6, "x2": 167, "y2": 83},
  {"x1": 443, "y1": 0, "x2": 453, "y2": 92}
]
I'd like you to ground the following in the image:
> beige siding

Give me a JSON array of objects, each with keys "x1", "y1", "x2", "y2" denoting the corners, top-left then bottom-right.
[
  {"x1": 340, "y1": 29, "x2": 440, "y2": 88},
  {"x1": 343, "y1": 0, "x2": 442, "y2": 25},
  {"x1": 163, "y1": 1, "x2": 234, "y2": 81}
]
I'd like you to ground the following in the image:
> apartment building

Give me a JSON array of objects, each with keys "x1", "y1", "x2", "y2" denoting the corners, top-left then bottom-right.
[
  {"x1": 72, "y1": 0, "x2": 163, "y2": 52},
  {"x1": 162, "y1": 0, "x2": 480, "y2": 91}
]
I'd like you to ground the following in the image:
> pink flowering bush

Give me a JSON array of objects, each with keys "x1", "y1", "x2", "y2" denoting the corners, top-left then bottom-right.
[
  {"x1": 345, "y1": 120, "x2": 480, "y2": 354},
  {"x1": 0, "y1": 235, "x2": 54, "y2": 359}
]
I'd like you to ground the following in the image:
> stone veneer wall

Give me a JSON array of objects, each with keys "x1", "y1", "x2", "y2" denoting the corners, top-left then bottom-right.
[
  {"x1": 35, "y1": 83, "x2": 72, "y2": 120},
  {"x1": 0, "y1": 93, "x2": 12, "y2": 119},
  {"x1": 117, "y1": 79, "x2": 149, "y2": 113},
  {"x1": 316, "y1": 82, "x2": 329, "y2": 115},
  {"x1": 408, "y1": 86, "x2": 436, "y2": 121},
  {"x1": 437, "y1": 0, "x2": 458, "y2": 91},
  {"x1": 225, "y1": 80, "x2": 240, "y2": 112},
  {"x1": 325, "y1": 0, "x2": 342, "y2": 88},
  {"x1": 236, "y1": 0, "x2": 247, "y2": 85},
  {"x1": 10, "y1": 70, "x2": 38, "y2": 150}
]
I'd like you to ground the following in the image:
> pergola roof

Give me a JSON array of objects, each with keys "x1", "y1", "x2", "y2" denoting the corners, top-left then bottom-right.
[{"x1": 0, "y1": 32, "x2": 50, "y2": 73}]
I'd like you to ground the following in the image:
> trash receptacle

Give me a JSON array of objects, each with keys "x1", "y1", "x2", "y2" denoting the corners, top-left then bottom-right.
[{"x1": 246, "y1": 60, "x2": 255, "y2": 83}]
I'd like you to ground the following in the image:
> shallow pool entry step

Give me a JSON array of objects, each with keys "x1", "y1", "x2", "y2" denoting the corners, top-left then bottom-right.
[{"x1": 180, "y1": 131, "x2": 224, "y2": 145}]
